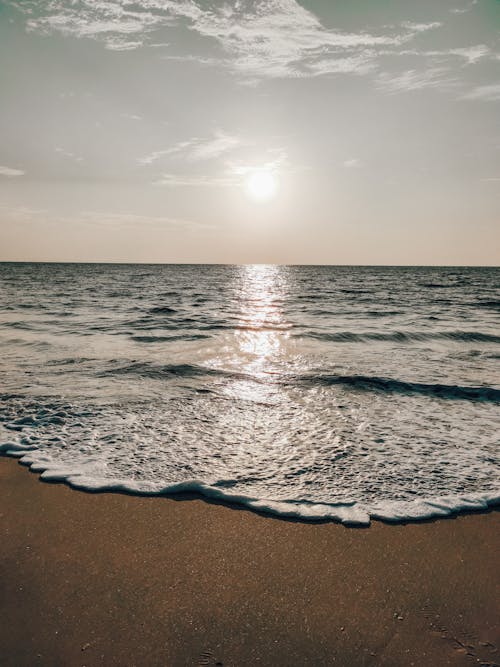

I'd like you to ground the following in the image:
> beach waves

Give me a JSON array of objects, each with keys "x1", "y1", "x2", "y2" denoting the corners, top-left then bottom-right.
[
  {"x1": 302, "y1": 330, "x2": 500, "y2": 344},
  {"x1": 0, "y1": 263, "x2": 499, "y2": 525}
]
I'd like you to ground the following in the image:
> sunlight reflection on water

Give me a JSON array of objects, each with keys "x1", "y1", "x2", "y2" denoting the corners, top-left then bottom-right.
[
  {"x1": 236, "y1": 264, "x2": 290, "y2": 372},
  {"x1": 205, "y1": 264, "x2": 293, "y2": 402}
]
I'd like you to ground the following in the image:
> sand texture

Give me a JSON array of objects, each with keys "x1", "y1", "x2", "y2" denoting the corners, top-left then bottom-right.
[{"x1": 0, "y1": 458, "x2": 499, "y2": 666}]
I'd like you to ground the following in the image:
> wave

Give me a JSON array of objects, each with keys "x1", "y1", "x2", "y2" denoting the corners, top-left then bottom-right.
[
  {"x1": 338, "y1": 288, "x2": 371, "y2": 294},
  {"x1": 149, "y1": 306, "x2": 178, "y2": 314},
  {"x1": 119, "y1": 317, "x2": 201, "y2": 331},
  {"x1": 302, "y1": 330, "x2": 500, "y2": 344},
  {"x1": 96, "y1": 362, "x2": 500, "y2": 403},
  {"x1": 131, "y1": 334, "x2": 210, "y2": 343},
  {"x1": 100, "y1": 361, "x2": 231, "y2": 380},
  {"x1": 419, "y1": 282, "x2": 457, "y2": 288},
  {"x1": 303, "y1": 374, "x2": 500, "y2": 403},
  {"x1": 1, "y1": 444, "x2": 499, "y2": 526},
  {"x1": 13, "y1": 303, "x2": 42, "y2": 309},
  {"x1": 46, "y1": 357, "x2": 96, "y2": 366},
  {"x1": 450, "y1": 349, "x2": 500, "y2": 360},
  {"x1": 0, "y1": 321, "x2": 35, "y2": 330},
  {"x1": 474, "y1": 299, "x2": 500, "y2": 311},
  {"x1": 365, "y1": 310, "x2": 403, "y2": 318}
]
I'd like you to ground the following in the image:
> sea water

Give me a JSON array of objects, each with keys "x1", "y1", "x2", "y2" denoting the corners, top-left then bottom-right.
[{"x1": 0, "y1": 263, "x2": 498, "y2": 524}]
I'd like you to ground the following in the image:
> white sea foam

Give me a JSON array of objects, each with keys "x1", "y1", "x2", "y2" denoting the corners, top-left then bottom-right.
[
  {"x1": 1, "y1": 387, "x2": 499, "y2": 526},
  {"x1": 1, "y1": 444, "x2": 499, "y2": 526}
]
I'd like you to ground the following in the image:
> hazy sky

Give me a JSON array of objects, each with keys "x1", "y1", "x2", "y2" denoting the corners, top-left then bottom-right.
[{"x1": 0, "y1": 0, "x2": 499, "y2": 264}]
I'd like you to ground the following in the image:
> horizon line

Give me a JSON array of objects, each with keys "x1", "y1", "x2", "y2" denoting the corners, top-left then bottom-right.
[{"x1": 0, "y1": 261, "x2": 498, "y2": 268}]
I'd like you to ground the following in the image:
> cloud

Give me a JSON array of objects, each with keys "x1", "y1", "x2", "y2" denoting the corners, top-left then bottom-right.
[
  {"x1": 161, "y1": 54, "x2": 222, "y2": 67},
  {"x1": 306, "y1": 53, "x2": 378, "y2": 78},
  {"x1": 138, "y1": 130, "x2": 243, "y2": 166},
  {"x1": 450, "y1": 0, "x2": 478, "y2": 14},
  {"x1": 0, "y1": 203, "x2": 212, "y2": 230},
  {"x1": 461, "y1": 84, "x2": 500, "y2": 101},
  {"x1": 399, "y1": 21, "x2": 442, "y2": 34},
  {"x1": 105, "y1": 38, "x2": 145, "y2": 51},
  {"x1": 55, "y1": 147, "x2": 84, "y2": 162},
  {"x1": 12, "y1": 1, "x2": 442, "y2": 81},
  {"x1": 153, "y1": 173, "x2": 235, "y2": 188},
  {"x1": 181, "y1": 9, "x2": 441, "y2": 80},
  {"x1": 138, "y1": 141, "x2": 198, "y2": 167},
  {"x1": 394, "y1": 44, "x2": 490, "y2": 65},
  {"x1": 190, "y1": 131, "x2": 243, "y2": 160},
  {"x1": 121, "y1": 113, "x2": 143, "y2": 121},
  {"x1": 435, "y1": 45, "x2": 489, "y2": 65},
  {"x1": 15, "y1": 0, "x2": 181, "y2": 51},
  {"x1": 13, "y1": 1, "x2": 494, "y2": 97},
  {"x1": 154, "y1": 147, "x2": 291, "y2": 187},
  {"x1": 343, "y1": 158, "x2": 361, "y2": 168},
  {"x1": 374, "y1": 43, "x2": 494, "y2": 95},
  {"x1": 0, "y1": 165, "x2": 25, "y2": 177},
  {"x1": 226, "y1": 147, "x2": 290, "y2": 176},
  {"x1": 77, "y1": 210, "x2": 213, "y2": 230},
  {"x1": 376, "y1": 68, "x2": 458, "y2": 93},
  {"x1": 0, "y1": 204, "x2": 41, "y2": 220},
  {"x1": 448, "y1": 44, "x2": 490, "y2": 65}
]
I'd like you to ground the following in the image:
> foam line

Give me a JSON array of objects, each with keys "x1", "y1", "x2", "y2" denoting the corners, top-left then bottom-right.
[{"x1": 2, "y1": 444, "x2": 499, "y2": 527}]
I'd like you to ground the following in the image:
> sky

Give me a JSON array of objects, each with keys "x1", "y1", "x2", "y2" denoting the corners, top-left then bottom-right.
[{"x1": 0, "y1": 0, "x2": 499, "y2": 265}]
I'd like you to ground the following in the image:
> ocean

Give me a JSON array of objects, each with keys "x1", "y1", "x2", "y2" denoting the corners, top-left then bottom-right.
[{"x1": 0, "y1": 263, "x2": 498, "y2": 525}]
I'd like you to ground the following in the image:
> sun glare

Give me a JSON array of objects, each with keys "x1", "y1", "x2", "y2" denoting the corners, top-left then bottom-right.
[{"x1": 245, "y1": 170, "x2": 277, "y2": 201}]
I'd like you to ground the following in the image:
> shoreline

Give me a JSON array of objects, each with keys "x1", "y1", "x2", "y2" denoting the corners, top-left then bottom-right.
[
  {"x1": 1, "y1": 457, "x2": 499, "y2": 666},
  {"x1": 4, "y1": 446, "x2": 500, "y2": 526}
]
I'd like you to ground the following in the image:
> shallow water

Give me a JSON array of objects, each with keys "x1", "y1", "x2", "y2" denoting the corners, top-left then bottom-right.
[{"x1": 1, "y1": 263, "x2": 499, "y2": 524}]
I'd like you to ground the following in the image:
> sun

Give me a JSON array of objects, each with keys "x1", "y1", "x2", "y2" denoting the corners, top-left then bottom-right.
[{"x1": 245, "y1": 170, "x2": 277, "y2": 201}]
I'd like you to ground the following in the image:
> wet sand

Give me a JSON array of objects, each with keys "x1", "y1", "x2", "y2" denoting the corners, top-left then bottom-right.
[{"x1": 0, "y1": 457, "x2": 499, "y2": 667}]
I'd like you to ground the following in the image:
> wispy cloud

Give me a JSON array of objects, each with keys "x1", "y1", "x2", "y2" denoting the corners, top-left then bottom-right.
[
  {"x1": 450, "y1": 0, "x2": 478, "y2": 14},
  {"x1": 343, "y1": 158, "x2": 361, "y2": 168},
  {"x1": 14, "y1": 0, "x2": 180, "y2": 51},
  {"x1": 0, "y1": 203, "x2": 212, "y2": 231},
  {"x1": 189, "y1": 131, "x2": 243, "y2": 161},
  {"x1": 375, "y1": 42, "x2": 495, "y2": 95},
  {"x1": 13, "y1": 0, "x2": 494, "y2": 98},
  {"x1": 77, "y1": 210, "x2": 213, "y2": 231},
  {"x1": 393, "y1": 44, "x2": 490, "y2": 65},
  {"x1": 161, "y1": 54, "x2": 222, "y2": 67},
  {"x1": 55, "y1": 147, "x2": 84, "y2": 162},
  {"x1": 12, "y1": 1, "x2": 442, "y2": 81},
  {"x1": 399, "y1": 21, "x2": 442, "y2": 34},
  {"x1": 431, "y1": 45, "x2": 489, "y2": 65},
  {"x1": 227, "y1": 148, "x2": 290, "y2": 177},
  {"x1": 0, "y1": 204, "x2": 41, "y2": 220},
  {"x1": 0, "y1": 165, "x2": 25, "y2": 177},
  {"x1": 183, "y1": 7, "x2": 439, "y2": 80},
  {"x1": 154, "y1": 147, "x2": 291, "y2": 188},
  {"x1": 138, "y1": 131, "x2": 243, "y2": 166},
  {"x1": 376, "y1": 67, "x2": 458, "y2": 93},
  {"x1": 461, "y1": 84, "x2": 500, "y2": 101},
  {"x1": 153, "y1": 173, "x2": 235, "y2": 188},
  {"x1": 121, "y1": 113, "x2": 143, "y2": 121},
  {"x1": 306, "y1": 53, "x2": 378, "y2": 78},
  {"x1": 138, "y1": 141, "x2": 198, "y2": 167}
]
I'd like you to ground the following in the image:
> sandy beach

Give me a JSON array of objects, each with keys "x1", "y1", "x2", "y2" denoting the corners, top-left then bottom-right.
[{"x1": 0, "y1": 457, "x2": 499, "y2": 667}]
